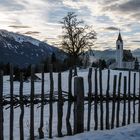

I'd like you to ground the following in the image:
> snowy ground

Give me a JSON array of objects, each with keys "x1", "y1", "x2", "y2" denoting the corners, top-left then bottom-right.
[
  {"x1": 3, "y1": 68, "x2": 140, "y2": 139},
  {"x1": 54, "y1": 124, "x2": 140, "y2": 140}
]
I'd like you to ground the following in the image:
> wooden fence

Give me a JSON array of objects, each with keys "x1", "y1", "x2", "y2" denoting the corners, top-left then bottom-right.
[{"x1": 0, "y1": 65, "x2": 140, "y2": 140}]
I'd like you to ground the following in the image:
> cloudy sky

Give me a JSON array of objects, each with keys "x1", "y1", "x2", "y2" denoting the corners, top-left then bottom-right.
[{"x1": 0, "y1": 0, "x2": 140, "y2": 50}]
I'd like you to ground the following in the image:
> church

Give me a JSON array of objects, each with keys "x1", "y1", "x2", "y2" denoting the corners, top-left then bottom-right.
[{"x1": 109, "y1": 32, "x2": 135, "y2": 69}]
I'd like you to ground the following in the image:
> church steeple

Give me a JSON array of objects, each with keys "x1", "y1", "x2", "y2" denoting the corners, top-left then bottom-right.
[
  {"x1": 116, "y1": 31, "x2": 123, "y2": 68},
  {"x1": 117, "y1": 31, "x2": 123, "y2": 43}
]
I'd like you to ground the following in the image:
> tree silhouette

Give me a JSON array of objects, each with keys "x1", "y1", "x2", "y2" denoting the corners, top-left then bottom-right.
[{"x1": 60, "y1": 12, "x2": 96, "y2": 66}]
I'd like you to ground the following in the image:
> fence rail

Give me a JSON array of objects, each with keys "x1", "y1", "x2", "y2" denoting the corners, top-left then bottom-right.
[{"x1": 0, "y1": 65, "x2": 140, "y2": 140}]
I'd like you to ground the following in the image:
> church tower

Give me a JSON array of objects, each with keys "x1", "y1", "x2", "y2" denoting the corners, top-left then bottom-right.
[{"x1": 116, "y1": 31, "x2": 123, "y2": 68}]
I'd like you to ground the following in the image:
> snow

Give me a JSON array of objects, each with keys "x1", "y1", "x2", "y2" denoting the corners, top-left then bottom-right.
[
  {"x1": 2, "y1": 68, "x2": 140, "y2": 139},
  {"x1": 54, "y1": 124, "x2": 140, "y2": 140},
  {"x1": 0, "y1": 29, "x2": 40, "y2": 46}
]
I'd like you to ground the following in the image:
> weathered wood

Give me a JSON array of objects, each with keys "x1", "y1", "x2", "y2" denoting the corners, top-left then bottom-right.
[
  {"x1": 128, "y1": 70, "x2": 131, "y2": 124},
  {"x1": 94, "y1": 68, "x2": 98, "y2": 130},
  {"x1": 38, "y1": 65, "x2": 44, "y2": 139},
  {"x1": 133, "y1": 73, "x2": 136, "y2": 123},
  {"x1": 87, "y1": 68, "x2": 92, "y2": 131},
  {"x1": 74, "y1": 65, "x2": 77, "y2": 76},
  {"x1": 99, "y1": 68, "x2": 103, "y2": 130},
  {"x1": 19, "y1": 73, "x2": 24, "y2": 140},
  {"x1": 10, "y1": 64, "x2": 14, "y2": 140},
  {"x1": 138, "y1": 71, "x2": 140, "y2": 123},
  {"x1": 66, "y1": 69, "x2": 72, "y2": 135},
  {"x1": 74, "y1": 77, "x2": 84, "y2": 134},
  {"x1": 111, "y1": 75, "x2": 117, "y2": 129},
  {"x1": 106, "y1": 69, "x2": 110, "y2": 130},
  {"x1": 30, "y1": 66, "x2": 35, "y2": 140},
  {"x1": 122, "y1": 76, "x2": 127, "y2": 126},
  {"x1": 0, "y1": 71, "x2": 3, "y2": 140},
  {"x1": 49, "y1": 65, "x2": 53, "y2": 138},
  {"x1": 116, "y1": 72, "x2": 122, "y2": 128},
  {"x1": 57, "y1": 72, "x2": 63, "y2": 137}
]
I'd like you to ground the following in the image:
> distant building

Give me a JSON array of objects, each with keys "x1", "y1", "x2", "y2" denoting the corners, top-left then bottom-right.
[
  {"x1": 81, "y1": 49, "x2": 96, "y2": 68},
  {"x1": 109, "y1": 32, "x2": 136, "y2": 69}
]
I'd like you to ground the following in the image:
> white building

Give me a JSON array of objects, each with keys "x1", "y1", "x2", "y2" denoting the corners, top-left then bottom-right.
[{"x1": 110, "y1": 32, "x2": 135, "y2": 69}]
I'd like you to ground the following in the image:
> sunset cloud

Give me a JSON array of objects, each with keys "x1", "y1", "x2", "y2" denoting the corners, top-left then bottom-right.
[{"x1": 0, "y1": 0, "x2": 139, "y2": 50}]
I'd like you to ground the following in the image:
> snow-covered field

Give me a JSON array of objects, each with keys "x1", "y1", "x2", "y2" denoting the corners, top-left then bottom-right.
[
  {"x1": 3, "y1": 68, "x2": 140, "y2": 140},
  {"x1": 54, "y1": 124, "x2": 140, "y2": 140}
]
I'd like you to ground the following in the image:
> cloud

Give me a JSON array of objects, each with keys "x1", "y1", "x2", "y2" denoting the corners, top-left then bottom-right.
[
  {"x1": 102, "y1": 0, "x2": 140, "y2": 21},
  {"x1": 131, "y1": 40, "x2": 140, "y2": 43},
  {"x1": 24, "y1": 31, "x2": 40, "y2": 35},
  {"x1": 0, "y1": 0, "x2": 26, "y2": 11},
  {"x1": 9, "y1": 25, "x2": 30, "y2": 29},
  {"x1": 0, "y1": 0, "x2": 139, "y2": 50},
  {"x1": 105, "y1": 27, "x2": 119, "y2": 31}
]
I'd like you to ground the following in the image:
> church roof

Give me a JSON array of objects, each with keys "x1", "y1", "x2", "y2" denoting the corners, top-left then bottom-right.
[{"x1": 117, "y1": 32, "x2": 123, "y2": 43}]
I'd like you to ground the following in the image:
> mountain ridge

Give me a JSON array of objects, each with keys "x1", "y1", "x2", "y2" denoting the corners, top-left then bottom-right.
[{"x1": 0, "y1": 29, "x2": 66, "y2": 67}]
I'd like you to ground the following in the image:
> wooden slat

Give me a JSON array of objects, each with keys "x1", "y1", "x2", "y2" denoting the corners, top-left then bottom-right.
[
  {"x1": 99, "y1": 69, "x2": 103, "y2": 130},
  {"x1": 138, "y1": 71, "x2": 140, "y2": 123},
  {"x1": 49, "y1": 65, "x2": 53, "y2": 138},
  {"x1": 30, "y1": 65, "x2": 35, "y2": 140},
  {"x1": 94, "y1": 68, "x2": 98, "y2": 130},
  {"x1": 111, "y1": 75, "x2": 117, "y2": 129},
  {"x1": 128, "y1": 70, "x2": 131, "y2": 124},
  {"x1": 38, "y1": 65, "x2": 44, "y2": 139},
  {"x1": 0, "y1": 71, "x2": 3, "y2": 140},
  {"x1": 116, "y1": 72, "x2": 122, "y2": 128},
  {"x1": 133, "y1": 73, "x2": 136, "y2": 123},
  {"x1": 122, "y1": 76, "x2": 127, "y2": 126},
  {"x1": 10, "y1": 64, "x2": 14, "y2": 140},
  {"x1": 19, "y1": 73, "x2": 24, "y2": 140},
  {"x1": 57, "y1": 72, "x2": 63, "y2": 137},
  {"x1": 106, "y1": 69, "x2": 110, "y2": 129},
  {"x1": 87, "y1": 68, "x2": 92, "y2": 131},
  {"x1": 66, "y1": 69, "x2": 72, "y2": 135}
]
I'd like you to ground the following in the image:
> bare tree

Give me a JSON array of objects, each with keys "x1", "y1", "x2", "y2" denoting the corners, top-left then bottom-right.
[{"x1": 60, "y1": 12, "x2": 96, "y2": 66}]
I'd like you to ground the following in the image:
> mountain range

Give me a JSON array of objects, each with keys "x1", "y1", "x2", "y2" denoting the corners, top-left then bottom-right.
[
  {"x1": 0, "y1": 30, "x2": 139, "y2": 67},
  {"x1": 0, "y1": 30, "x2": 66, "y2": 67}
]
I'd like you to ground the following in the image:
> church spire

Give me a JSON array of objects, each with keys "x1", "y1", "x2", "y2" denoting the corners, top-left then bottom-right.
[{"x1": 117, "y1": 30, "x2": 123, "y2": 43}]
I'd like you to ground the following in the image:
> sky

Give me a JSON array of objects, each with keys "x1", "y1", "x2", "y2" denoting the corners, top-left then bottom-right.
[{"x1": 0, "y1": 0, "x2": 140, "y2": 50}]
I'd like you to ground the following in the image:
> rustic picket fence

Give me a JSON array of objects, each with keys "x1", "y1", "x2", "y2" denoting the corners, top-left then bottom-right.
[{"x1": 0, "y1": 64, "x2": 140, "y2": 140}]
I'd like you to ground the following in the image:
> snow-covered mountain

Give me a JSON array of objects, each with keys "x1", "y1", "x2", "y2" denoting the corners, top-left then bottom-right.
[{"x1": 0, "y1": 30, "x2": 66, "y2": 67}]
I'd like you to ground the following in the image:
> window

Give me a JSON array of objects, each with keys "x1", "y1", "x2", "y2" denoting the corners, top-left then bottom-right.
[{"x1": 118, "y1": 45, "x2": 120, "y2": 49}]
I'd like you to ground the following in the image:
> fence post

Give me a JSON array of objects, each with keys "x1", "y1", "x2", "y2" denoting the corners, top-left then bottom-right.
[
  {"x1": 49, "y1": 64, "x2": 53, "y2": 138},
  {"x1": 138, "y1": 71, "x2": 140, "y2": 123},
  {"x1": 87, "y1": 68, "x2": 92, "y2": 131},
  {"x1": 116, "y1": 72, "x2": 122, "y2": 128},
  {"x1": 99, "y1": 68, "x2": 103, "y2": 130},
  {"x1": 30, "y1": 65, "x2": 35, "y2": 140},
  {"x1": 57, "y1": 72, "x2": 63, "y2": 137},
  {"x1": 38, "y1": 64, "x2": 44, "y2": 139},
  {"x1": 106, "y1": 69, "x2": 110, "y2": 129},
  {"x1": 19, "y1": 73, "x2": 24, "y2": 140},
  {"x1": 122, "y1": 76, "x2": 127, "y2": 126},
  {"x1": 128, "y1": 70, "x2": 131, "y2": 124},
  {"x1": 10, "y1": 64, "x2": 14, "y2": 140},
  {"x1": 133, "y1": 73, "x2": 136, "y2": 123},
  {"x1": 94, "y1": 68, "x2": 98, "y2": 130},
  {"x1": 66, "y1": 69, "x2": 72, "y2": 135},
  {"x1": 0, "y1": 71, "x2": 3, "y2": 140},
  {"x1": 111, "y1": 75, "x2": 117, "y2": 129},
  {"x1": 74, "y1": 77, "x2": 84, "y2": 134}
]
